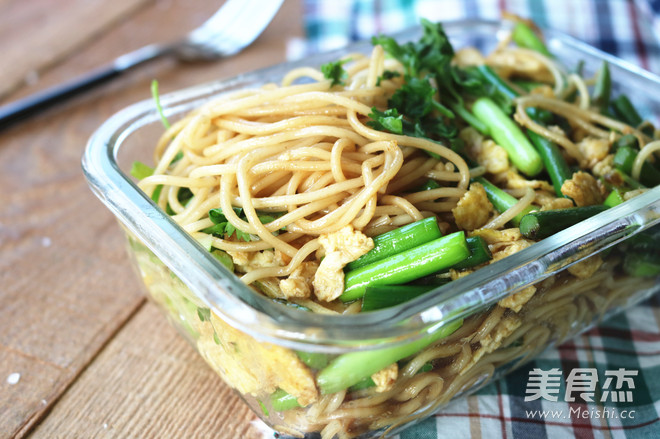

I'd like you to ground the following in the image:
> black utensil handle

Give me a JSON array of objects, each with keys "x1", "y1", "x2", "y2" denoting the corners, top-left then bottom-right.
[{"x1": 0, "y1": 65, "x2": 122, "y2": 130}]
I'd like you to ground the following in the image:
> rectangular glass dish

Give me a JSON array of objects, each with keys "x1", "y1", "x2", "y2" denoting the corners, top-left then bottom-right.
[{"x1": 82, "y1": 19, "x2": 660, "y2": 439}]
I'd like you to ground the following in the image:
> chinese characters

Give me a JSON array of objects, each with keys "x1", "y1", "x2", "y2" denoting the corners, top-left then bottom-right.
[{"x1": 524, "y1": 367, "x2": 638, "y2": 403}]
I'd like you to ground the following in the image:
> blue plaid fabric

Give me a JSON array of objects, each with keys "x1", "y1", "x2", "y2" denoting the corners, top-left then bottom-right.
[
  {"x1": 294, "y1": 1, "x2": 660, "y2": 438},
  {"x1": 301, "y1": 0, "x2": 660, "y2": 74}
]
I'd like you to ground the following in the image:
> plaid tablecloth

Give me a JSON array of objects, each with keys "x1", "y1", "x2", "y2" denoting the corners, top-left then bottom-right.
[{"x1": 287, "y1": 1, "x2": 660, "y2": 438}]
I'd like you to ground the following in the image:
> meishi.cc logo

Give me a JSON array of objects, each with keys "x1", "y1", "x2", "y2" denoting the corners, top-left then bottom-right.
[{"x1": 524, "y1": 367, "x2": 638, "y2": 403}]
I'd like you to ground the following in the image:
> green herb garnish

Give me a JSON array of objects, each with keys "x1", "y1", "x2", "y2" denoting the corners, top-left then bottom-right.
[
  {"x1": 321, "y1": 59, "x2": 349, "y2": 86},
  {"x1": 376, "y1": 70, "x2": 401, "y2": 86},
  {"x1": 203, "y1": 207, "x2": 282, "y2": 242},
  {"x1": 197, "y1": 307, "x2": 211, "y2": 322},
  {"x1": 129, "y1": 161, "x2": 154, "y2": 180},
  {"x1": 151, "y1": 79, "x2": 171, "y2": 129}
]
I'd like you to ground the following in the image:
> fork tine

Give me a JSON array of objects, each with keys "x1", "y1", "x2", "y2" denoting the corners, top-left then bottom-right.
[{"x1": 187, "y1": 0, "x2": 284, "y2": 57}]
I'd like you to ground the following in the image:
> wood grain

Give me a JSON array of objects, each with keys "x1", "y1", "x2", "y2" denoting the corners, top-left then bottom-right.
[
  {"x1": 0, "y1": 0, "x2": 303, "y2": 437},
  {"x1": 0, "y1": 0, "x2": 153, "y2": 100},
  {"x1": 29, "y1": 302, "x2": 266, "y2": 439}
]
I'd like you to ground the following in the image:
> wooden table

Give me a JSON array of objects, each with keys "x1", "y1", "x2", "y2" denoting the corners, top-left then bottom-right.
[{"x1": 0, "y1": 1, "x2": 303, "y2": 437}]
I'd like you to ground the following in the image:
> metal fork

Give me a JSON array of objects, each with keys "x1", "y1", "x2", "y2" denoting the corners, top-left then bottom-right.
[{"x1": 0, "y1": 0, "x2": 283, "y2": 130}]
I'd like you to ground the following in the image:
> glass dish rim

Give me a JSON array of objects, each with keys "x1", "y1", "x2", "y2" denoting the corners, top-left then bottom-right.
[{"x1": 82, "y1": 18, "x2": 660, "y2": 352}]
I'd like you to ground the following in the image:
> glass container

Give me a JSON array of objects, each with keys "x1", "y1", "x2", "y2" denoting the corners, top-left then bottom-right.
[{"x1": 82, "y1": 19, "x2": 660, "y2": 439}]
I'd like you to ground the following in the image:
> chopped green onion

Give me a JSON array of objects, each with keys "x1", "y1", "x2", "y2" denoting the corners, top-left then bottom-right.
[
  {"x1": 316, "y1": 318, "x2": 463, "y2": 394},
  {"x1": 448, "y1": 101, "x2": 489, "y2": 135},
  {"x1": 269, "y1": 388, "x2": 301, "y2": 411},
  {"x1": 341, "y1": 232, "x2": 470, "y2": 302},
  {"x1": 473, "y1": 176, "x2": 534, "y2": 226},
  {"x1": 472, "y1": 97, "x2": 543, "y2": 176},
  {"x1": 514, "y1": 80, "x2": 546, "y2": 92},
  {"x1": 624, "y1": 252, "x2": 660, "y2": 277},
  {"x1": 296, "y1": 351, "x2": 329, "y2": 370},
  {"x1": 593, "y1": 61, "x2": 611, "y2": 109},
  {"x1": 512, "y1": 21, "x2": 552, "y2": 57},
  {"x1": 525, "y1": 106, "x2": 555, "y2": 125},
  {"x1": 451, "y1": 236, "x2": 492, "y2": 269},
  {"x1": 613, "y1": 134, "x2": 639, "y2": 151},
  {"x1": 527, "y1": 129, "x2": 572, "y2": 196},
  {"x1": 519, "y1": 205, "x2": 608, "y2": 240},
  {"x1": 475, "y1": 65, "x2": 519, "y2": 102},
  {"x1": 613, "y1": 146, "x2": 660, "y2": 187},
  {"x1": 603, "y1": 188, "x2": 625, "y2": 208},
  {"x1": 348, "y1": 377, "x2": 376, "y2": 391},
  {"x1": 211, "y1": 249, "x2": 234, "y2": 271},
  {"x1": 346, "y1": 217, "x2": 443, "y2": 271},
  {"x1": 612, "y1": 169, "x2": 646, "y2": 190},
  {"x1": 611, "y1": 94, "x2": 643, "y2": 127},
  {"x1": 361, "y1": 285, "x2": 436, "y2": 312},
  {"x1": 130, "y1": 161, "x2": 154, "y2": 180}
]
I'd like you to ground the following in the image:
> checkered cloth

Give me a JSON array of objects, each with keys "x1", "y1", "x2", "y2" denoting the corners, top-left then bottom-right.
[
  {"x1": 294, "y1": 1, "x2": 660, "y2": 437},
  {"x1": 299, "y1": 0, "x2": 660, "y2": 73}
]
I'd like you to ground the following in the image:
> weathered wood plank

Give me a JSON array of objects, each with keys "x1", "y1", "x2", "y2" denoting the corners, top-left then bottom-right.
[
  {"x1": 29, "y1": 303, "x2": 266, "y2": 439},
  {"x1": 0, "y1": 0, "x2": 302, "y2": 437},
  {"x1": 0, "y1": 0, "x2": 153, "y2": 99},
  {"x1": 0, "y1": 349, "x2": 62, "y2": 437}
]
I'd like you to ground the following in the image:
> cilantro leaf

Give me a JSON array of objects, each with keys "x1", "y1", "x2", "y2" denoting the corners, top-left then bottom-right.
[
  {"x1": 417, "y1": 116, "x2": 458, "y2": 139},
  {"x1": 321, "y1": 59, "x2": 349, "y2": 86},
  {"x1": 372, "y1": 18, "x2": 453, "y2": 78},
  {"x1": 204, "y1": 207, "x2": 283, "y2": 242},
  {"x1": 367, "y1": 108, "x2": 403, "y2": 134},
  {"x1": 388, "y1": 76, "x2": 453, "y2": 120},
  {"x1": 376, "y1": 70, "x2": 401, "y2": 86},
  {"x1": 369, "y1": 20, "x2": 485, "y2": 148},
  {"x1": 371, "y1": 35, "x2": 418, "y2": 76}
]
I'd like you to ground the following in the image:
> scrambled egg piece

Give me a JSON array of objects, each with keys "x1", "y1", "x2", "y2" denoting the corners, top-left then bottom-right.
[
  {"x1": 592, "y1": 154, "x2": 615, "y2": 178},
  {"x1": 577, "y1": 137, "x2": 610, "y2": 168},
  {"x1": 480, "y1": 140, "x2": 510, "y2": 174},
  {"x1": 535, "y1": 191, "x2": 574, "y2": 211},
  {"x1": 450, "y1": 268, "x2": 473, "y2": 281},
  {"x1": 461, "y1": 314, "x2": 522, "y2": 373},
  {"x1": 470, "y1": 228, "x2": 537, "y2": 310},
  {"x1": 459, "y1": 126, "x2": 509, "y2": 174},
  {"x1": 460, "y1": 126, "x2": 483, "y2": 150},
  {"x1": 279, "y1": 261, "x2": 318, "y2": 299},
  {"x1": 561, "y1": 171, "x2": 605, "y2": 206},
  {"x1": 499, "y1": 169, "x2": 554, "y2": 193},
  {"x1": 313, "y1": 226, "x2": 374, "y2": 302},
  {"x1": 371, "y1": 363, "x2": 398, "y2": 393},
  {"x1": 499, "y1": 286, "x2": 537, "y2": 313},
  {"x1": 567, "y1": 254, "x2": 603, "y2": 279},
  {"x1": 490, "y1": 238, "x2": 535, "y2": 263},
  {"x1": 452, "y1": 182, "x2": 494, "y2": 231},
  {"x1": 624, "y1": 188, "x2": 648, "y2": 201},
  {"x1": 227, "y1": 249, "x2": 282, "y2": 273},
  {"x1": 486, "y1": 52, "x2": 554, "y2": 82},
  {"x1": 529, "y1": 84, "x2": 555, "y2": 98},
  {"x1": 197, "y1": 313, "x2": 318, "y2": 406},
  {"x1": 470, "y1": 227, "x2": 524, "y2": 246},
  {"x1": 453, "y1": 47, "x2": 485, "y2": 67}
]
